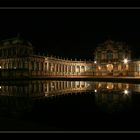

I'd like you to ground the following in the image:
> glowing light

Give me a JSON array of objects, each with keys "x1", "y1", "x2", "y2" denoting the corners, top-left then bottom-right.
[
  {"x1": 123, "y1": 58, "x2": 128, "y2": 64},
  {"x1": 124, "y1": 89, "x2": 129, "y2": 94},
  {"x1": 94, "y1": 61, "x2": 97, "y2": 64},
  {"x1": 0, "y1": 86, "x2": 1, "y2": 89},
  {"x1": 0, "y1": 66, "x2": 1, "y2": 69},
  {"x1": 94, "y1": 89, "x2": 97, "y2": 93}
]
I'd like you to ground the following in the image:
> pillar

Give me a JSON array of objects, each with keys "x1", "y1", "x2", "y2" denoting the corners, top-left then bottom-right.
[
  {"x1": 61, "y1": 64, "x2": 63, "y2": 73},
  {"x1": 57, "y1": 64, "x2": 59, "y2": 73}
]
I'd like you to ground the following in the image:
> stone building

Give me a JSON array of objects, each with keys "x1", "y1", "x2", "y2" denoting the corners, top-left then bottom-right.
[
  {"x1": 0, "y1": 36, "x2": 139, "y2": 79},
  {"x1": 0, "y1": 36, "x2": 94, "y2": 78},
  {"x1": 94, "y1": 40, "x2": 131, "y2": 76}
]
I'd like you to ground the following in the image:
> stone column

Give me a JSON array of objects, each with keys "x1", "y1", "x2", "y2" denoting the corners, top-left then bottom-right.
[
  {"x1": 59, "y1": 64, "x2": 61, "y2": 73},
  {"x1": 60, "y1": 81, "x2": 62, "y2": 90},
  {"x1": 64, "y1": 65, "x2": 66, "y2": 74},
  {"x1": 79, "y1": 66, "x2": 81, "y2": 73},
  {"x1": 57, "y1": 64, "x2": 59, "y2": 74},
  {"x1": 61, "y1": 64, "x2": 64, "y2": 74},
  {"x1": 61, "y1": 81, "x2": 63, "y2": 90},
  {"x1": 49, "y1": 63, "x2": 52, "y2": 72},
  {"x1": 73, "y1": 65, "x2": 76, "y2": 74},
  {"x1": 47, "y1": 62, "x2": 49, "y2": 71},
  {"x1": 67, "y1": 65, "x2": 68, "y2": 73},
  {"x1": 58, "y1": 81, "x2": 60, "y2": 90},
  {"x1": 70, "y1": 65, "x2": 72, "y2": 73},
  {"x1": 70, "y1": 81, "x2": 72, "y2": 88},
  {"x1": 54, "y1": 64, "x2": 57, "y2": 73},
  {"x1": 65, "y1": 81, "x2": 67, "y2": 88},
  {"x1": 56, "y1": 64, "x2": 58, "y2": 73},
  {"x1": 58, "y1": 64, "x2": 60, "y2": 73}
]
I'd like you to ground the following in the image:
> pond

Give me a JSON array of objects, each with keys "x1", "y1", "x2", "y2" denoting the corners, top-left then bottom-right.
[{"x1": 0, "y1": 80, "x2": 139, "y2": 131}]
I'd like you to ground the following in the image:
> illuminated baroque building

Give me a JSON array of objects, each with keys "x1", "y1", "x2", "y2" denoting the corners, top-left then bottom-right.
[{"x1": 0, "y1": 36, "x2": 139, "y2": 79}]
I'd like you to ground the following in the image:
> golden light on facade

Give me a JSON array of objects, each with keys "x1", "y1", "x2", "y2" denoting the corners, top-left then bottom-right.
[
  {"x1": 106, "y1": 64, "x2": 113, "y2": 72},
  {"x1": 98, "y1": 83, "x2": 101, "y2": 88},
  {"x1": 98, "y1": 66, "x2": 101, "y2": 70},
  {"x1": 107, "y1": 83, "x2": 114, "y2": 89}
]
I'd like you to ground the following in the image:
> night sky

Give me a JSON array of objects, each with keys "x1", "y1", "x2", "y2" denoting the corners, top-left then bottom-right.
[{"x1": 0, "y1": 9, "x2": 140, "y2": 60}]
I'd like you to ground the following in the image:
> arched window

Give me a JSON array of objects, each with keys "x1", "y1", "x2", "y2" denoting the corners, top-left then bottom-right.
[
  {"x1": 81, "y1": 66, "x2": 85, "y2": 72},
  {"x1": 76, "y1": 66, "x2": 80, "y2": 73},
  {"x1": 107, "y1": 50, "x2": 113, "y2": 60}
]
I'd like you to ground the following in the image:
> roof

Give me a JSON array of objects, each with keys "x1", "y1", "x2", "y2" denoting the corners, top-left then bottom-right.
[
  {"x1": 95, "y1": 40, "x2": 130, "y2": 51},
  {"x1": 0, "y1": 34, "x2": 33, "y2": 47}
]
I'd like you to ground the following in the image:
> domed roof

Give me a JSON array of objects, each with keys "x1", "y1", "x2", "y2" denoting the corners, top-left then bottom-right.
[{"x1": 0, "y1": 34, "x2": 33, "y2": 47}]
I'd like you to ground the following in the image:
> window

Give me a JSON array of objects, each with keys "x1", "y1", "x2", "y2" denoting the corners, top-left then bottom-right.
[{"x1": 107, "y1": 50, "x2": 113, "y2": 60}]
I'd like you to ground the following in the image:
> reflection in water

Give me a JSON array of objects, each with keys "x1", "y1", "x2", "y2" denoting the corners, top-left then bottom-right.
[
  {"x1": 0, "y1": 80, "x2": 140, "y2": 130},
  {"x1": 0, "y1": 80, "x2": 135, "y2": 97},
  {"x1": 0, "y1": 80, "x2": 137, "y2": 114}
]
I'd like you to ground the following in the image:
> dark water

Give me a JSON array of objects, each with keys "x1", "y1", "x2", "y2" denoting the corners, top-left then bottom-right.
[{"x1": 0, "y1": 80, "x2": 140, "y2": 131}]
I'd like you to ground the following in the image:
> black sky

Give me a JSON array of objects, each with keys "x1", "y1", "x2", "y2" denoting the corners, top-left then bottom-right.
[{"x1": 0, "y1": 9, "x2": 140, "y2": 59}]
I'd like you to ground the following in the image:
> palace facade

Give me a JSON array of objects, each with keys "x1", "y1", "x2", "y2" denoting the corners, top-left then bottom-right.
[{"x1": 0, "y1": 36, "x2": 139, "y2": 79}]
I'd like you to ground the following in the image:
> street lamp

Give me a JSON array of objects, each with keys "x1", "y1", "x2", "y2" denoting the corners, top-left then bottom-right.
[
  {"x1": 94, "y1": 61, "x2": 97, "y2": 64},
  {"x1": 123, "y1": 58, "x2": 128, "y2": 64}
]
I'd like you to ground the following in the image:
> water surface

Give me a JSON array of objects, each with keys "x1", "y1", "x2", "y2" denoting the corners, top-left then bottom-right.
[{"x1": 0, "y1": 80, "x2": 140, "y2": 131}]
